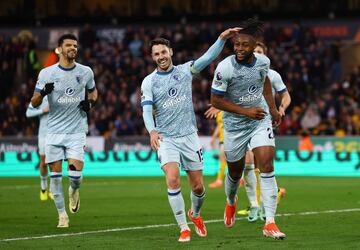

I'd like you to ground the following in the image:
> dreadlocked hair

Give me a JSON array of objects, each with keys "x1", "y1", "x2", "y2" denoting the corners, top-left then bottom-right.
[{"x1": 239, "y1": 18, "x2": 264, "y2": 40}]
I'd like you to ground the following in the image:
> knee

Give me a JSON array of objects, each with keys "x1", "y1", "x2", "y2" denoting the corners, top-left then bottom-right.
[
  {"x1": 228, "y1": 169, "x2": 243, "y2": 180},
  {"x1": 167, "y1": 177, "x2": 180, "y2": 189},
  {"x1": 260, "y1": 161, "x2": 274, "y2": 173},
  {"x1": 192, "y1": 183, "x2": 204, "y2": 195}
]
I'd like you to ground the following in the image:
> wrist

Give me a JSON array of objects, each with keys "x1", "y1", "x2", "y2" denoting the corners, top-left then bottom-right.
[
  {"x1": 40, "y1": 89, "x2": 47, "y2": 97},
  {"x1": 89, "y1": 99, "x2": 96, "y2": 109}
]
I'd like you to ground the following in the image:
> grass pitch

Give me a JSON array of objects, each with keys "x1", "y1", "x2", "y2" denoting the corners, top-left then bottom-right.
[{"x1": 0, "y1": 176, "x2": 359, "y2": 249}]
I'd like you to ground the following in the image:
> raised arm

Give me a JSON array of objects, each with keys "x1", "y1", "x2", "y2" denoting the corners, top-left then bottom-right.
[{"x1": 191, "y1": 27, "x2": 241, "y2": 74}]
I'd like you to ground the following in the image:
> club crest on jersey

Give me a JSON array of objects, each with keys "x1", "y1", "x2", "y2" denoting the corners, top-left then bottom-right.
[
  {"x1": 65, "y1": 87, "x2": 75, "y2": 96},
  {"x1": 76, "y1": 76, "x2": 81, "y2": 84},
  {"x1": 216, "y1": 72, "x2": 222, "y2": 81},
  {"x1": 259, "y1": 70, "x2": 266, "y2": 82},
  {"x1": 168, "y1": 87, "x2": 178, "y2": 97},
  {"x1": 173, "y1": 74, "x2": 180, "y2": 81}
]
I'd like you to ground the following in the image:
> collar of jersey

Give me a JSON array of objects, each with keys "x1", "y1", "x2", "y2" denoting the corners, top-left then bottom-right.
[
  {"x1": 236, "y1": 56, "x2": 257, "y2": 67},
  {"x1": 58, "y1": 63, "x2": 76, "y2": 71},
  {"x1": 156, "y1": 67, "x2": 174, "y2": 75}
]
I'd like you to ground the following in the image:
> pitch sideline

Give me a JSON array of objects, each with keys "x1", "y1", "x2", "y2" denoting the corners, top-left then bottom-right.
[{"x1": 1, "y1": 208, "x2": 359, "y2": 242}]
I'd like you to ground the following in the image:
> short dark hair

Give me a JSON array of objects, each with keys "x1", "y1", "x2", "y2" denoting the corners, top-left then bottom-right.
[
  {"x1": 239, "y1": 18, "x2": 264, "y2": 40},
  {"x1": 58, "y1": 34, "x2": 78, "y2": 47},
  {"x1": 149, "y1": 38, "x2": 171, "y2": 52}
]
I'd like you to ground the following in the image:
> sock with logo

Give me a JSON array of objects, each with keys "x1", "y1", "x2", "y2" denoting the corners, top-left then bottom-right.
[
  {"x1": 244, "y1": 164, "x2": 258, "y2": 208},
  {"x1": 50, "y1": 172, "x2": 65, "y2": 214},
  {"x1": 168, "y1": 188, "x2": 189, "y2": 231},
  {"x1": 225, "y1": 173, "x2": 240, "y2": 205},
  {"x1": 260, "y1": 171, "x2": 278, "y2": 224},
  {"x1": 190, "y1": 189, "x2": 205, "y2": 217}
]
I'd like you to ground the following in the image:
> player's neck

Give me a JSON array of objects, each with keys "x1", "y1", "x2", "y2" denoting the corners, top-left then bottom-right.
[
  {"x1": 59, "y1": 58, "x2": 76, "y2": 69},
  {"x1": 236, "y1": 54, "x2": 255, "y2": 66},
  {"x1": 157, "y1": 64, "x2": 174, "y2": 73}
]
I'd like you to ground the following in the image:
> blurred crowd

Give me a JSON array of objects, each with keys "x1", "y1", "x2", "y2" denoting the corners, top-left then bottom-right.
[{"x1": 0, "y1": 21, "x2": 359, "y2": 137}]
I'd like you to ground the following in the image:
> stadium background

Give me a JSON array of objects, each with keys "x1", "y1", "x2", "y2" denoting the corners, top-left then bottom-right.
[{"x1": 0, "y1": 0, "x2": 359, "y2": 248}]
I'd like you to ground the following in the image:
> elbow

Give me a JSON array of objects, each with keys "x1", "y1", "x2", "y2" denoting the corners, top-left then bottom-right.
[{"x1": 210, "y1": 95, "x2": 221, "y2": 109}]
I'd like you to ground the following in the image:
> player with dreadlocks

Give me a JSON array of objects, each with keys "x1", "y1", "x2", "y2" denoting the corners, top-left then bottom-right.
[{"x1": 210, "y1": 19, "x2": 286, "y2": 239}]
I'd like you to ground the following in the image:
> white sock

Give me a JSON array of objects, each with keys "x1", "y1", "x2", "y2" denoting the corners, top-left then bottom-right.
[
  {"x1": 168, "y1": 188, "x2": 189, "y2": 231},
  {"x1": 50, "y1": 172, "x2": 65, "y2": 215},
  {"x1": 243, "y1": 164, "x2": 258, "y2": 208},
  {"x1": 190, "y1": 189, "x2": 205, "y2": 217},
  {"x1": 40, "y1": 175, "x2": 47, "y2": 191},
  {"x1": 260, "y1": 171, "x2": 278, "y2": 224},
  {"x1": 68, "y1": 170, "x2": 83, "y2": 191},
  {"x1": 225, "y1": 173, "x2": 240, "y2": 205}
]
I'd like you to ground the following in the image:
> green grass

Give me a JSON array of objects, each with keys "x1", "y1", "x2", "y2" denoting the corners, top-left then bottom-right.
[{"x1": 0, "y1": 176, "x2": 359, "y2": 249}]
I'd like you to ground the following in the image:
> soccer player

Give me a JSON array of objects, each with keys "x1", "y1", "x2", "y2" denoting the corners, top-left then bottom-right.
[
  {"x1": 206, "y1": 110, "x2": 227, "y2": 188},
  {"x1": 239, "y1": 41, "x2": 291, "y2": 222},
  {"x1": 30, "y1": 34, "x2": 98, "y2": 228},
  {"x1": 141, "y1": 27, "x2": 241, "y2": 242},
  {"x1": 210, "y1": 19, "x2": 286, "y2": 239},
  {"x1": 26, "y1": 96, "x2": 53, "y2": 201}
]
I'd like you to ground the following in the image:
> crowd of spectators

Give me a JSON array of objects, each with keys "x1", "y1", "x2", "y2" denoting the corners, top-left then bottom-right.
[{"x1": 0, "y1": 21, "x2": 359, "y2": 138}]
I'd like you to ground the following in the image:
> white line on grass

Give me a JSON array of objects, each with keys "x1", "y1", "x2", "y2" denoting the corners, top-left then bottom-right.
[{"x1": 1, "y1": 208, "x2": 360, "y2": 242}]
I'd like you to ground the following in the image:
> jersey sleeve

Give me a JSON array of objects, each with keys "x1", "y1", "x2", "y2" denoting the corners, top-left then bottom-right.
[
  {"x1": 86, "y1": 68, "x2": 96, "y2": 91},
  {"x1": 269, "y1": 70, "x2": 287, "y2": 93},
  {"x1": 179, "y1": 61, "x2": 194, "y2": 77},
  {"x1": 34, "y1": 69, "x2": 47, "y2": 93},
  {"x1": 211, "y1": 60, "x2": 231, "y2": 96},
  {"x1": 141, "y1": 76, "x2": 153, "y2": 106}
]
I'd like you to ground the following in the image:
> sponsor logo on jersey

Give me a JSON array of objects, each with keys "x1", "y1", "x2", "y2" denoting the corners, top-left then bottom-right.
[
  {"x1": 238, "y1": 84, "x2": 262, "y2": 104},
  {"x1": 214, "y1": 80, "x2": 222, "y2": 87},
  {"x1": 248, "y1": 84, "x2": 259, "y2": 94},
  {"x1": 168, "y1": 87, "x2": 178, "y2": 97},
  {"x1": 216, "y1": 72, "x2": 222, "y2": 80},
  {"x1": 65, "y1": 87, "x2": 76, "y2": 96},
  {"x1": 58, "y1": 96, "x2": 81, "y2": 104},
  {"x1": 162, "y1": 94, "x2": 187, "y2": 109}
]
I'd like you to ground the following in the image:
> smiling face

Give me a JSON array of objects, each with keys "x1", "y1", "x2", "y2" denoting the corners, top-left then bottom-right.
[
  {"x1": 58, "y1": 39, "x2": 78, "y2": 61},
  {"x1": 233, "y1": 33, "x2": 256, "y2": 63},
  {"x1": 151, "y1": 44, "x2": 173, "y2": 72}
]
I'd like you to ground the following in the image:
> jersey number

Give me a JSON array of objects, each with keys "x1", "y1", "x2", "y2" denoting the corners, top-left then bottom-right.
[
  {"x1": 196, "y1": 149, "x2": 203, "y2": 162},
  {"x1": 267, "y1": 127, "x2": 274, "y2": 139}
]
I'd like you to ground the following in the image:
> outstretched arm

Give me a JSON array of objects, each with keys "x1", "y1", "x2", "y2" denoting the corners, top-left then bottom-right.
[{"x1": 191, "y1": 27, "x2": 241, "y2": 74}]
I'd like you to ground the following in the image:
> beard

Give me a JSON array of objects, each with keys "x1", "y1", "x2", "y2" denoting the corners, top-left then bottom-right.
[{"x1": 63, "y1": 50, "x2": 77, "y2": 60}]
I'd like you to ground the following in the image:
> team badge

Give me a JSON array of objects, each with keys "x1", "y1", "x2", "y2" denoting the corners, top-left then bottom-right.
[
  {"x1": 76, "y1": 76, "x2": 81, "y2": 84},
  {"x1": 173, "y1": 74, "x2": 180, "y2": 81}
]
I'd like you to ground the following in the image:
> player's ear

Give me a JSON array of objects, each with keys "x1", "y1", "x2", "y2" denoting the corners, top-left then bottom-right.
[
  {"x1": 55, "y1": 47, "x2": 61, "y2": 54},
  {"x1": 169, "y1": 48, "x2": 173, "y2": 57}
]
